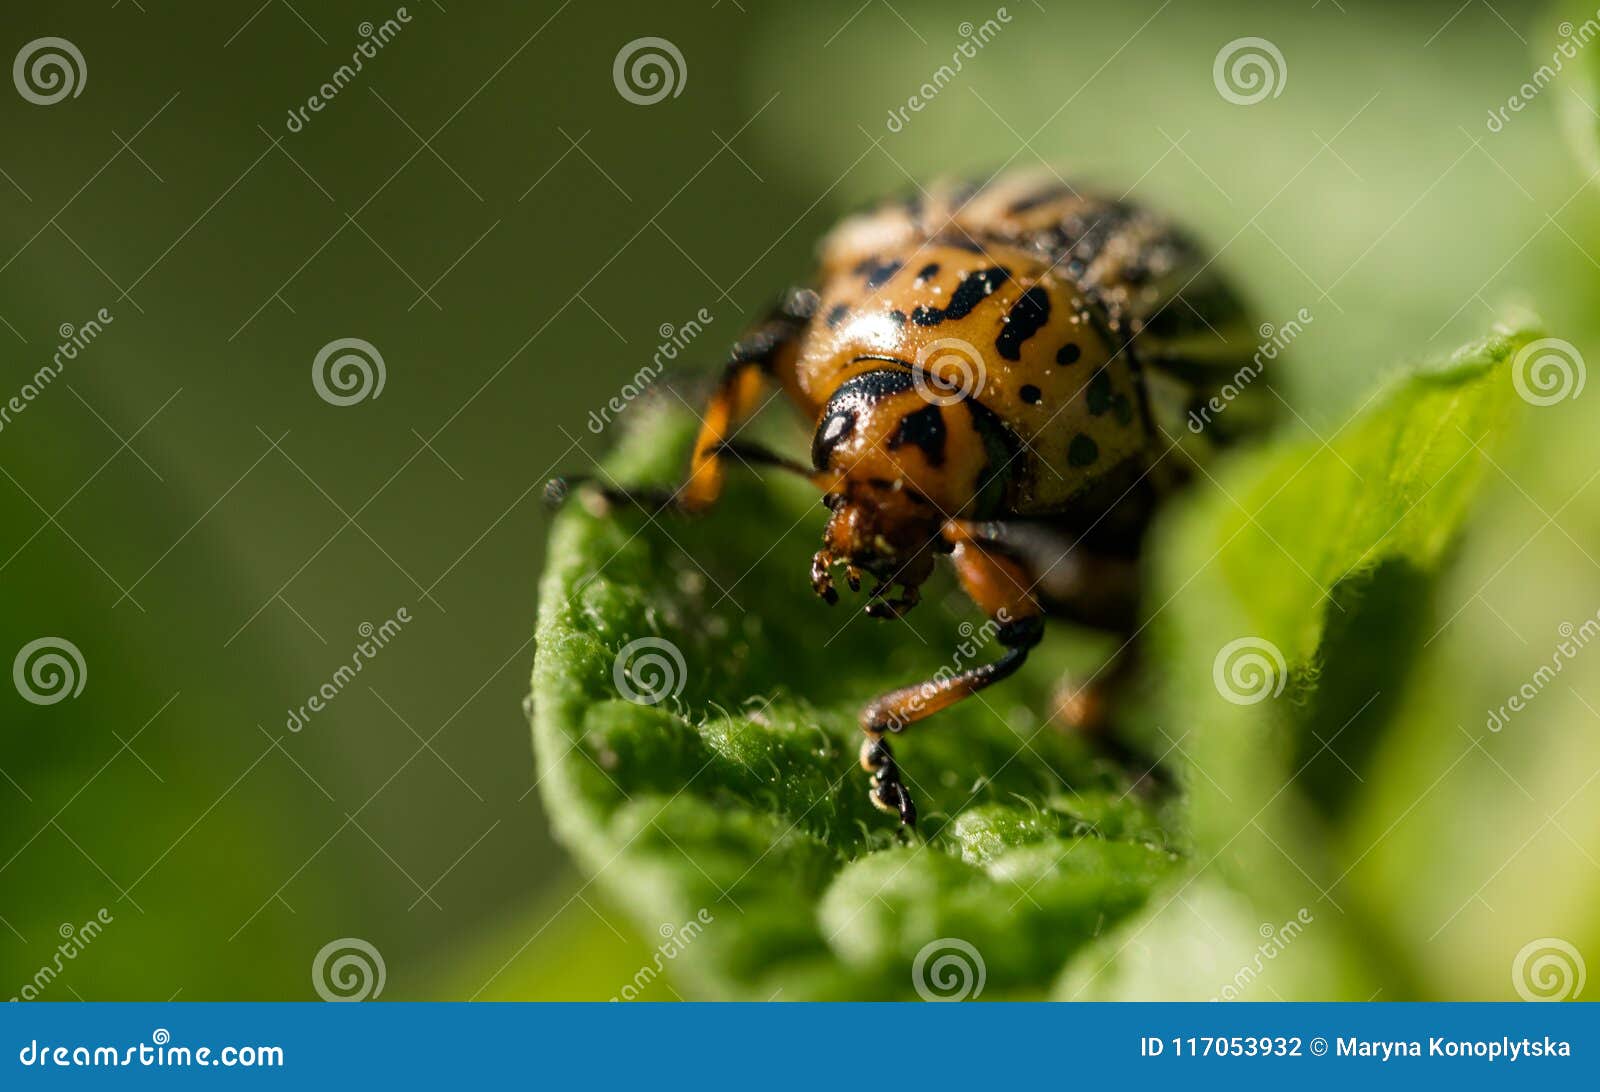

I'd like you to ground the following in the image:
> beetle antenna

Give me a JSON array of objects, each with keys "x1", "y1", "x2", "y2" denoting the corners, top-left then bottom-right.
[
  {"x1": 543, "y1": 474, "x2": 680, "y2": 514},
  {"x1": 703, "y1": 439, "x2": 810, "y2": 478}
]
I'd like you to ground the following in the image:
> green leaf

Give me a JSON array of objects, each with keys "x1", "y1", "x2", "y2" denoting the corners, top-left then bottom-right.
[
  {"x1": 531, "y1": 322, "x2": 1535, "y2": 1000},
  {"x1": 531, "y1": 407, "x2": 1180, "y2": 999},
  {"x1": 1063, "y1": 320, "x2": 1536, "y2": 999},
  {"x1": 1551, "y1": 1, "x2": 1600, "y2": 182}
]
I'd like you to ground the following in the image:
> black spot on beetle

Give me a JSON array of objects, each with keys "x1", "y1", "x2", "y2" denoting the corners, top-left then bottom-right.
[
  {"x1": 916, "y1": 263, "x2": 941, "y2": 282},
  {"x1": 949, "y1": 267, "x2": 1009, "y2": 318},
  {"x1": 1068, "y1": 433, "x2": 1099, "y2": 467},
  {"x1": 1020, "y1": 384, "x2": 1042, "y2": 405},
  {"x1": 911, "y1": 266, "x2": 1011, "y2": 326},
  {"x1": 964, "y1": 397, "x2": 1022, "y2": 515},
  {"x1": 887, "y1": 309, "x2": 907, "y2": 326},
  {"x1": 855, "y1": 257, "x2": 903, "y2": 289},
  {"x1": 888, "y1": 404, "x2": 947, "y2": 466},
  {"x1": 1087, "y1": 371, "x2": 1114, "y2": 416},
  {"x1": 995, "y1": 286, "x2": 1051, "y2": 361},
  {"x1": 1056, "y1": 342, "x2": 1081, "y2": 365},
  {"x1": 825, "y1": 303, "x2": 850, "y2": 328}
]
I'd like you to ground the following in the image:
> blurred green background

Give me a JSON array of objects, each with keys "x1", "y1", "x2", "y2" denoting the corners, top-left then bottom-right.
[{"x1": 2, "y1": 0, "x2": 1597, "y2": 1000}]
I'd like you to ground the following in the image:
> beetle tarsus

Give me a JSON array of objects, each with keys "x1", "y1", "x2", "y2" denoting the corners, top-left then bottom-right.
[
  {"x1": 860, "y1": 735, "x2": 917, "y2": 828},
  {"x1": 811, "y1": 549, "x2": 839, "y2": 605},
  {"x1": 864, "y1": 582, "x2": 920, "y2": 620}
]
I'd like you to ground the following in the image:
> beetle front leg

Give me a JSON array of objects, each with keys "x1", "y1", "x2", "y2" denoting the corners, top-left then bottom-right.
[
  {"x1": 855, "y1": 527, "x2": 1044, "y2": 826},
  {"x1": 943, "y1": 517, "x2": 1142, "y2": 735},
  {"x1": 858, "y1": 735, "x2": 916, "y2": 827}
]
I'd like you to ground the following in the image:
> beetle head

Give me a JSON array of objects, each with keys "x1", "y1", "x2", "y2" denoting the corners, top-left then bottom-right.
[{"x1": 806, "y1": 367, "x2": 1012, "y2": 616}]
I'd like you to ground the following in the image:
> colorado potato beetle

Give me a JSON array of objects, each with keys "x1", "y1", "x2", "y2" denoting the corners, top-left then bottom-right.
[{"x1": 552, "y1": 170, "x2": 1273, "y2": 827}]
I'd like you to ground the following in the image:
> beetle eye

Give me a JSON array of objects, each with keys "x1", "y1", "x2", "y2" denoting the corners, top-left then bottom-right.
[{"x1": 812, "y1": 409, "x2": 856, "y2": 469}]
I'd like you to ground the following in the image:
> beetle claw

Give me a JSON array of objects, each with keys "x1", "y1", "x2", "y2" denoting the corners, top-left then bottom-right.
[
  {"x1": 864, "y1": 582, "x2": 920, "y2": 620},
  {"x1": 810, "y1": 549, "x2": 839, "y2": 605},
  {"x1": 860, "y1": 736, "x2": 917, "y2": 827}
]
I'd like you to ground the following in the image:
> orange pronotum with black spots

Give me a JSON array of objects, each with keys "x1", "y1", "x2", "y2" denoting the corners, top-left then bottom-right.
[{"x1": 553, "y1": 170, "x2": 1275, "y2": 827}]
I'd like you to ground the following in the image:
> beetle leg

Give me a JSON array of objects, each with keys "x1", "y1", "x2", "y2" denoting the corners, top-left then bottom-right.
[
  {"x1": 943, "y1": 518, "x2": 1138, "y2": 630},
  {"x1": 859, "y1": 736, "x2": 916, "y2": 826},
  {"x1": 547, "y1": 289, "x2": 818, "y2": 515},
  {"x1": 947, "y1": 517, "x2": 1168, "y2": 793},
  {"x1": 864, "y1": 580, "x2": 920, "y2": 620},
  {"x1": 1049, "y1": 640, "x2": 1139, "y2": 733},
  {"x1": 855, "y1": 530, "x2": 1045, "y2": 826},
  {"x1": 943, "y1": 517, "x2": 1145, "y2": 735},
  {"x1": 810, "y1": 549, "x2": 839, "y2": 605}
]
